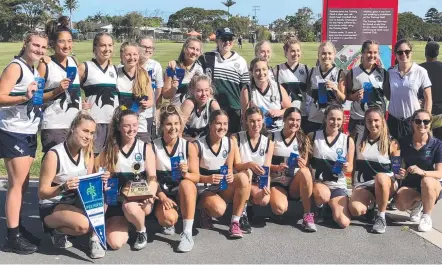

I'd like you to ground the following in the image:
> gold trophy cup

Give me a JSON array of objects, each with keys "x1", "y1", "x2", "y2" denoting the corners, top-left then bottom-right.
[{"x1": 121, "y1": 162, "x2": 154, "y2": 201}]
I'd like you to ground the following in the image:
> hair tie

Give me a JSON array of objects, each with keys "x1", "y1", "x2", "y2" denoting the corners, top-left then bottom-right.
[{"x1": 120, "y1": 105, "x2": 127, "y2": 111}]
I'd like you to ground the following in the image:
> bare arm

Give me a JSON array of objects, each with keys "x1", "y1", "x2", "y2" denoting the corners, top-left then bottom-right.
[
  {"x1": 180, "y1": 99, "x2": 195, "y2": 125},
  {"x1": 423, "y1": 87, "x2": 432, "y2": 114},
  {"x1": 184, "y1": 142, "x2": 200, "y2": 183},
  {"x1": 0, "y1": 63, "x2": 33, "y2": 106}
]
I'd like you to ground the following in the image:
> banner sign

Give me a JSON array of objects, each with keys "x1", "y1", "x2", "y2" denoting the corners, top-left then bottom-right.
[
  {"x1": 77, "y1": 172, "x2": 107, "y2": 249},
  {"x1": 322, "y1": 0, "x2": 399, "y2": 70}
]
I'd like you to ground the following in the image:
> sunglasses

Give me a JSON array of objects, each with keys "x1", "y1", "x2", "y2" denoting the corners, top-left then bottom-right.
[
  {"x1": 161, "y1": 105, "x2": 178, "y2": 114},
  {"x1": 221, "y1": 37, "x2": 234, "y2": 42},
  {"x1": 396, "y1": 50, "x2": 411, "y2": 56},
  {"x1": 414, "y1": 119, "x2": 431, "y2": 125}
]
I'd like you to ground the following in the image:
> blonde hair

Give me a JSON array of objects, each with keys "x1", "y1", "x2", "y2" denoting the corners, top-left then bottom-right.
[
  {"x1": 18, "y1": 31, "x2": 48, "y2": 57},
  {"x1": 360, "y1": 107, "x2": 389, "y2": 156},
  {"x1": 318, "y1": 40, "x2": 337, "y2": 57},
  {"x1": 120, "y1": 41, "x2": 153, "y2": 99},
  {"x1": 67, "y1": 111, "x2": 96, "y2": 166},
  {"x1": 254, "y1": 40, "x2": 272, "y2": 59},
  {"x1": 158, "y1": 104, "x2": 185, "y2": 137},
  {"x1": 103, "y1": 107, "x2": 138, "y2": 173},
  {"x1": 283, "y1": 36, "x2": 301, "y2": 53},
  {"x1": 187, "y1": 74, "x2": 215, "y2": 101}
]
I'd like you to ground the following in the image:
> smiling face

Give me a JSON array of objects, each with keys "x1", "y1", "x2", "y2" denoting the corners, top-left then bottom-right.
[
  {"x1": 395, "y1": 43, "x2": 412, "y2": 64},
  {"x1": 94, "y1": 35, "x2": 113, "y2": 61},
  {"x1": 162, "y1": 114, "x2": 181, "y2": 141},
  {"x1": 283, "y1": 111, "x2": 302, "y2": 134},
  {"x1": 286, "y1": 43, "x2": 301, "y2": 65},
  {"x1": 252, "y1": 60, "x2": 269, "y2": 84},
  {"x1": 365, "y1": 111, "x2": 383, "y2": 136},
  {"x1": 119, "y1": 114, "x2": 138, "y2": 141},
  {"x1": 210, "y1": 114, "x2": 228, "y2": 139},
  {"x1": 246, "y1": 113, "x2": 263, "y2": 135},
  {"x1": 325, "y1": 109, "x2": 343, "y2": 133},
  {"x1": 54, "y1": 31, "x2": 72, "y2": 57},
  {"x1": 193, "y1": 79, "x2": 211, "y2": 105},
  {"x1": 184, "y1": 40, "x2": 202, "y2": 63},
  {"x1": 25, "y1": 35, "x2": 48, "y2": 63},
  {"x1": 122, "y1": 45, "x2": 139, "y2": 68},
  {"x1": 319, "y1": 44, "x2": 336, "y2": 67},
  {"x1": 71, "y1": 119, "x2": 96, "y2": 148},
  {"x1": 412, "y1": 111, "x2": 431, "y2": 135},
  {"x1": 362, "y1": 43, "x2": 379, "y2": 66},
  {"x1": 258, "y1": 42, "x2": 272, "y2": 61}
]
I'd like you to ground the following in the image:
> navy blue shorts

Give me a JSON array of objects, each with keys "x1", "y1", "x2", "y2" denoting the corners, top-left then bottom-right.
[
  {"x1": 0, "y1": 129, "x2": 37, "y2": 158},
  {"x1": 106, "y1": 205, "x2": 125, "y2": 219},
  {"x1": 401, "y1": 181, "x2": 442, "y2": 204},
  {"x1": 330, "y1": 188, "x2": 348, "y2": 199}
]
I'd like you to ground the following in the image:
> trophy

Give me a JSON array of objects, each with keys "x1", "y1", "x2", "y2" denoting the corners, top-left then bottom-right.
[{"x1": 121, "y1": 162, "x2": 153, "y2": 201}]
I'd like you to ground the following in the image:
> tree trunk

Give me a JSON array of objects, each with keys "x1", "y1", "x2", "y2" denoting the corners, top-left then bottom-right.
[{"x1": 70, "y1": 10, "x2": 73, "y2": 29}]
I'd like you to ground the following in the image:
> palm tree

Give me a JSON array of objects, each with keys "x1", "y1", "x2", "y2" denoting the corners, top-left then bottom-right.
[
  {"x1": 63, "y1": 0, "x2": 79, "y2": 29},
  {"x1": 222, "y1": 0, "x2": 236, "y2": 18}
]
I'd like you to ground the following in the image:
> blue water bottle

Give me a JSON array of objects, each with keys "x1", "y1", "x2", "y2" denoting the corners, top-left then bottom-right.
[{"x1": 33, "y1": 77, "x2": 45, "y2": 106}]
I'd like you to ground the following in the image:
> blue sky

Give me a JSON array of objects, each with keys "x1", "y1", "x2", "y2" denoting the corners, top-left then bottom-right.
[{"x1": 71, "y1": 0, "x2": 439, "y2": 24}]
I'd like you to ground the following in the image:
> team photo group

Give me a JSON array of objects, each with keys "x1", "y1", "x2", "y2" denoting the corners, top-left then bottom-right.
[{"x1": 0, "y1": 16, "x2": 441, "y2": 259}]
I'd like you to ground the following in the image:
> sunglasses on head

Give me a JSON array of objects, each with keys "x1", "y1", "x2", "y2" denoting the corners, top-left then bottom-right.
[
  {"x1": 414, "y1": 119, "x2": 431, "y2": 125},
  {"x1": 396, "y1": 50, "x2": 411, "y2": 56}
]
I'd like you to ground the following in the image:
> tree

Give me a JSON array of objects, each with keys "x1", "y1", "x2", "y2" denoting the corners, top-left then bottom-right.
[
  {"x1": 398, "y1": 12, "x2": 424, "y2": 40},
  {"x1": 221, "y1": 0, "x2": 236, "y2": 18},
  {"x1": 63, "y1": 0, "x2": 78, "y2": 29},
  {"x1": 18, "y1": 0, "x2": 63, "y2": 30},
  {"x1": 424, "y1": 8, "x2": 442, "y2": 24},
  {"x1": 121, "y1": 12, "x2": 144, "y2": 40},
  {"x1": 286, "y1": 7, "x2": 315, "y2": 41},
  {"x1": 0, "y1": 0, "x2": 27, "y2": 41},
  {"x1": 227, "y1": 15, "x2": 250, "y2": 36},
  {"x1": 167, "y1": 7, "x2": 228, "y2": 32}
]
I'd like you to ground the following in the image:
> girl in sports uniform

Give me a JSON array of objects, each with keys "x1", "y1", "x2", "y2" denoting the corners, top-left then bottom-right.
[
  {"x1": 269, "y1": 107, "x2": 316, "y2": 231},
  {"x1": 0, "y1": 32, "x2": 49, "y2": 254},
  {"x1": 196, "y1": 110, "x2": 251, "y2": 238},
  {"x1": 306, "y1": 41, "x2": 346, "y2": 133},
  {"x1": 274, "y1": 37, "x2": 310, "y2": 131},
  {"x1": 346, "y1": 40, "x2": 389, "y2": 137},
  {"x1": 255, "y1": 40, "x2": 275, "y2": 81},
  {"x1": 310, "y1": 104, "x2": 354, "y2": 228},
  {"x1": 162, "y1": 37, "x2": 204, "y2": 106},
  {"x1": 394, "y1": 109, "x2": 442, "y2": 232},
  {"x1": 348, "y1": 107, "x2": 400, "y2": 234},
  {"x1": 116, "y1": 42, "x2": 154, "y2": 143},
  {"x1": 232, "y1": 107, "x2": 274, "y2": 233},
  {"x1": 240, "y1": 57, "x2": 291, "y2": 132},
  {"x1": 39, "y1": 112, "x2": 109, "y2": 258},
  {"x1": 181, "y1": 74, "x2": 220, "y2": 141},
  {"x1": 152, "y1": 104, "x2": 200, "y2": 252},
  {"x1": 38, "y1": 18, "x2": 81, "y2": 153},
  {"x1": 78, "y1": 33, "x2": 119, "y2": 157},
  {"x1": 101, "y1": 108, "x2": 158, "y2": 251}
]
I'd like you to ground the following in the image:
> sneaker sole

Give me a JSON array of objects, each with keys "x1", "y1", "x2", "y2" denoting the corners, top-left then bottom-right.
[
  {"x1": 2, "y1": 245, "x2": 37, "y2": 255},
  {"x1": 177, "y1": 246, "x2": 193, "y2": 253},
  {"x1": 371, "y1": 229, "x2": 386, "y2": 234},
  {"x1": 229, "y1": 233, "x2": 243, "y2": 239},
  {"x1": 241, "y1": 229, "x2": 252, "y2": 234}
]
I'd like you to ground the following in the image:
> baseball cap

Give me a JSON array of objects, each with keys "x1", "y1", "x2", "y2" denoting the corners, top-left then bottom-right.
[
  {"x1": 425, "y1": 41, "x2": 440, "y2": 58},
  {"x1": 216, "y1": 28, "x2": 235, "y2": 39}
]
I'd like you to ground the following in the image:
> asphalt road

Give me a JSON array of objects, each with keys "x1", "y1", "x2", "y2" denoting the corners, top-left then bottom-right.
[{"x1": 0, "y1": 185, "x2": 441, "y2": 264}]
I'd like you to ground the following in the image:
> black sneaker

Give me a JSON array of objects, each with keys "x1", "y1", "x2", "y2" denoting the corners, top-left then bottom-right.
[
  {"x1": 133, "y1": 231, "x2": 147, "y2": 250},
  {"x1": 19, "y1": 224, "x2": 41, "y2": 246},
  {"x1": 387, "y1": 198, "x2": 397, "y2": 210},
  {"x1": 365, "y1": 207, "x2": 376, "y2": 223},
  {"x1": 2, "y1": 235, "x2": 38, "y2": 255},
  {"x1": 239, "y1": 215, "x2": 252, "y2": 234}
]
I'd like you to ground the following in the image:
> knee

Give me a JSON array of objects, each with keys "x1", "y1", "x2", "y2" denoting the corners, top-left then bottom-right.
[
  {"x1": 314, "y1": 190, "x2": 330, "y2": 205},
  {"x1": 107, "y1": 237, "x2": 127, "y2": 250},
  {"x1": 252, "y1": 195, "x2": 270, "y2": 206},
  {"x1": 299, "y1": 169, "x2": 313, "y2": 185},
  {"x1": 375, "y1": 173, "x2": 391, "y2": 186},
  {"x1": 122, "y1": 202, "x2": 138, "y2": 216},
  {"x1": 421, "y1": 177, "x2": 436, "y2": 191},
  {"x1": 234, "y1": 173, "x2": 250, "y2": 189},
  {"x1": 179, "y1": 179, "x2": 197, "y2": 194},
  {"x1": 160, "y1": 210, "x2": 178, "y2": 227},
  {"x1": 336, "y1": 216, "x2": 351, "y2": 229},
  {"x1": 394, "y1": 197, "x2": 408, "y2": 211},
  {"x1": 349, "y1": 201, "x2": 366, "y2": 217},
  {"x1": 271, "y1": 203, "x2": 288, "y2": 216},
  {"x1": 73, "y1": 218, "x2": 90, "y2": 235}
]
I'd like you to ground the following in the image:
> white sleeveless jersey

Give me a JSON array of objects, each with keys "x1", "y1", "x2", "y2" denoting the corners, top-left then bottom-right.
[
  {"x1": 274, "y1": 63, "x2": 309, "y2": 114},
  {"x1": 183, "y1": 98, "x2": 214, "y2": 138},
  {"x1": 238, "y1": 131, "x2": 269, "y2": 165},
  {"x1": 82, "y1": 59, "x2": 118, "y2": 124},
  {"x1": 354, "y1": 135, "x2": 392, "y2": 188},
  {"x1": 114, "y1": 139, "x2": 147, "y2": 187},
  {"x1": 195, "y1": 135, "x2": 230, "y2": 176},
  {"x1": 350, "y1": 65, "x2": 387, "y2": 120},
  {"x1": 116, "y1": 66, "x2": 149, "y2": 132},
  {"x1": 271, "y1": 130, "x2": 300, "y2": 185},
  {"x1": 39, "y1": 142, "x2": 88, "y2": 204},
  {"x1": 0, "y1": 57, "x2": 42, "y2": 134},
  {"x1": 248, "y1": 79, "x2": 283, "y2": 132},
  {"x1": 153, "y1": 137, "x2": 188, "y2": 192},
  {"x1": 42, "y1": 56, "x2": 81, "y2": 129},
  {"x1": 308, "y1": 65, "x2": 342, "y2": 124},
  {"x1": 311, "y1": 130, "x2": 348, "y2": 189},
  {"x1": 171, "y1": 62, "x2": 204, "y2": 106}
]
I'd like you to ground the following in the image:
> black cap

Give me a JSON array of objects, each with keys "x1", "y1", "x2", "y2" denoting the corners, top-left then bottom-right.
[
  {"x1": 425, "y1": 41, "x2": 440, "y2": 58},
  {"x1": 216, "y1": 28, "x2": 235, "y2": 39}
]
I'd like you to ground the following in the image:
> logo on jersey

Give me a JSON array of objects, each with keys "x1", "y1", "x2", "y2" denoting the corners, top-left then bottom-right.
[
  {"x1": 234, "y1": 63, "x2": 240, "y2": 69},
  {"x1": 293, "y1": 145, "x2": 299, "y2": 152},
  {"x1": 425, "y1": 150, "x2": 431, "y2": 159},
  {"x1": 270, "y1": 95, "x2": 277, "y2": 103},
  {"x1": 109, "y1": 72, "x2": 115, "y2": 78},
  {"x1": 259, "y1": 149, "x2": 265, "y2": 156},
  {"x1": 178, "y1": 152, "x2": 185, "y2": 161},
  {"x1": 375, "y1": 75, "x2": 383, "y2": 82},
  {"x1": 330, "y1": 74, "x2": 335, "y2": 81},
  {"x1": 336, "y1": 148, "x2": 344, "y2": 157},
  {"x1": 299, "y1": 69, "x2": 305, "y2": 75},
  {"x1": 95, "y1": 89, "x2": 115, "y2": 109},
  {"x1": 135, "y1": 153, "x2": 142, "y2": 162},
  {"x1": 222, "y1": 150, "x2": 228, "y2": 158}
]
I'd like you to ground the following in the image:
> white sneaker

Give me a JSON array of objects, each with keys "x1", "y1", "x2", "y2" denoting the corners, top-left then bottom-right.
[
  {"x1": 409, "y1": 201, "x2": 423, "y2": 222},
  {"x1": 418, "y1": 214, "x2": 433, "y2": 232}
]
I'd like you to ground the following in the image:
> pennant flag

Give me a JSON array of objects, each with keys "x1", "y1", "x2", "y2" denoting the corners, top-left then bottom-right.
[{"x1": 77, "y1": 172, "x2": 107, "y2": 250}]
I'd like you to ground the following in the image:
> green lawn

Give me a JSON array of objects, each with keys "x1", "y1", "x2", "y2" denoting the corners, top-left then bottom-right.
[{"x1": 0, "y1": 40, "x2": 435, "y2": 177}]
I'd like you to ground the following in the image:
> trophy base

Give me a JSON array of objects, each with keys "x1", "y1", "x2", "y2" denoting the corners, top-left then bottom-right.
[{"x1": 121, "y1": 180, "x2": 154, "y2": 202}]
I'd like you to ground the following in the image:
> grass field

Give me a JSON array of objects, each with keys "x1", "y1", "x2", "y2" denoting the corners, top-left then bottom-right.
[{"x1": 0, "y1": 40, "x2": 435, "y2": 177}]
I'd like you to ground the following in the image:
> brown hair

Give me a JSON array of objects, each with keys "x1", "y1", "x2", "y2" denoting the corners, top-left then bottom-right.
[
  {"x1": 249, "y1": 57, "x2": 269, "y2": 89},
  {"x1": 360, "y1": 107, "x2": 389, "y2": 155},
  {"x1": 209, "y1": 109, "x2": 229, "y2": 126},
  {"x1": 394, "y1": 39, "x2": 413, "y2": 53},
  {"x1": 92, "y1": 32, "x2": 113, "y2": 55},
  {"x1": 67, "y1": 111, "x2": 96, "y2": 166},
  {"x1": 18, "y1": 31, "x2": 48, "y2": 57},
  {"x1": 283, "y1": 107, "x2": 311, "y2": 158},
  {"x1": 283, "y1": 36, "x2": 301, "y2": 53},
  {"x1": 323, "y1": 104, "x2": 344, "y2": 130},
  {"x1": 158, "y1": 104, "x2": 185, "y2": 137},
  {"x1": 177, "y1": 37, "x2": 203, "y2": 66},
  {"x1": 360, "y1": 40, "x2": 379, "y2": 64},
  {"x1": 120, "y1": 41, "x2": 152, "y2": 98},
  {"x1": 411, "y1": 109, "x2": 433, "y2": 135},
  {"x1": 102, "y1": 107, "x2": 138, "y2": 173},
  {"x1": 45, "y1": 17, "x2": 72, "y2": 50}
]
